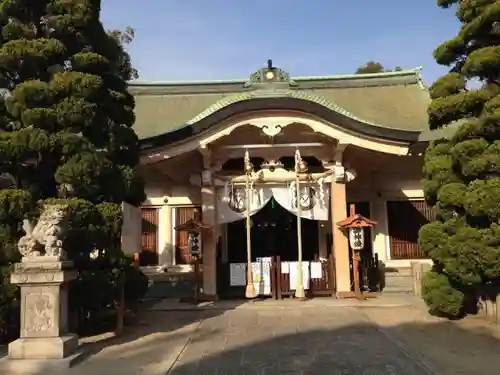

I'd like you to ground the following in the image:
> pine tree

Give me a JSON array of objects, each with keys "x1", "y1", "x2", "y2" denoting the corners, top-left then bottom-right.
[
  {"x1": 0, "y1": 0, "x2": 146, "y2": 330},
  {"x1": 419, "y1": 0, "x2": 500, "y2": 317},
  {"x1": 355, "y1": 61, "x2": 402, "y2": 74}
]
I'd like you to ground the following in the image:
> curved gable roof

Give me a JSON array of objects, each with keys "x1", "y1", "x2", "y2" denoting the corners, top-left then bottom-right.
[
  {"x1": 132, "y1": 67, "x2": 432, "y2": 146},
  {"x1": 140, "y1": 96, "x2": 424, "y2": 151}
]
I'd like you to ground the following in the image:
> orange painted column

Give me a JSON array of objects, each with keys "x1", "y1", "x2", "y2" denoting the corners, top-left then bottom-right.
[
  {"x1": 201, "y1": 184, "x2": 218, "y2": 299},
  {"x1": 327, "y1": 144, "x2": 352, "y2": 295},
  {"x1": 331, "y1": 176, "x2": 351, "y2": 294}
]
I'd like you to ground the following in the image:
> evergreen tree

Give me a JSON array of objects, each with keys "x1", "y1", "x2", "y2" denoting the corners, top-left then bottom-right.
[
  {"x1": 0, "y1": 0, "x2": 146, "y2": 331},
  {"x1": 419, "y1": 0, "x2": 500, "y2": 317},
  {"x1": 355, "y1": 61, "x2": 402, "y2": 74}
]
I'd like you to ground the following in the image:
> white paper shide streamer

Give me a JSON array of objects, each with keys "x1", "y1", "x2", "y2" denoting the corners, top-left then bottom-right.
[
  {"x1": 289, "y1": 181, "x2": 297, "y2": 207},
  {"x1": 222, "y1": 181, "x2": 230, "y2": 203}
]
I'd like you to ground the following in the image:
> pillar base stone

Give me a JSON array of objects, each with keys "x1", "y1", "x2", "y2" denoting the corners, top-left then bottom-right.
[
  {"x1": 9, "y1": 334, "x2": 78, "y2": 359},
  {"x1": 1, "y1": 337, "x2": 86, "y2": 373},
  {"x1": 2, "y1": 257, "x2": 85, "y2": 373}
]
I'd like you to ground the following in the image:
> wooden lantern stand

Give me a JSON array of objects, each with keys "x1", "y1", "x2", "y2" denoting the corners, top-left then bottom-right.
[
  {"x1": 174, "y1": 218, "x2": 211, "y2": 305},
  {"x1": 336, "y1": 204, "x2": 378, "y2": 300}
]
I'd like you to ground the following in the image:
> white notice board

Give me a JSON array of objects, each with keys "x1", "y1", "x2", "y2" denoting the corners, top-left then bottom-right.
[
  {"x1": 229, "y1": 263, "x2": 246, "y2": 286},
  {"x1": 310, "y1": 262, "x2": 322, "y2": 279},
  {"x1": 252, "y1": 258, "x2": 272, "y2": 295}
]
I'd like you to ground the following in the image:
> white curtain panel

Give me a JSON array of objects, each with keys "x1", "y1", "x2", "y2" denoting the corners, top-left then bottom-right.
[
  {"x1": 217, "y1": 184, "x2": 330, "y2": 223},
  {"x1": 271, "y1": 185, "x2": 330, "y2": 221},
  {"x1": 217, "y1": 186, "x2": 273, "y2": 224}
]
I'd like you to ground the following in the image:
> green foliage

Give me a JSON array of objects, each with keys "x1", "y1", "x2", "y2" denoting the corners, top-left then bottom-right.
[
  {"x1": 422, "y1": 270, "x2": 465, "y2": 318},
  {"x1": 0, "y1": 0, "x2": 147, "y2": 336},
  {"x1": 355, "y1": 61, "x2": 403, "y2": 74},
  {"x1": 421, "y1": 0, "x2": 500, "y2": 317}
]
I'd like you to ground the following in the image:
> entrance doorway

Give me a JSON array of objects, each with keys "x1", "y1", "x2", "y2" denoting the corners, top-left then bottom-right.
[
  {"x1": 226, "y1": 197, "x2": 319, "y2": 262},
  {"x1": 217, "y1": 198, "x2": 337, "y2": 299}
]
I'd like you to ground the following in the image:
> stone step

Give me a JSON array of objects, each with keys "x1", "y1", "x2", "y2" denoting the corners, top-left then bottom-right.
[
  {"x1": 144, "y1": 279, "x2": 196, "y2": 299},
  {"x1": 167, "y1": 264, "x2": 194, "y2": 273},
  {"x1": 384, "y1": 275, "x2": 414, "y2": 286},
  {"x1": 382, "y1": 267, "x2": 414, "y2": 294},
  {"x1": 141, "y1": 268, "x2": 196, "y2": 299},
  {"x1": 384, "y1": 267, "x2": 412, "y2": 277},
  {"x1": 382, "y1": 287, "x2": 413, "y2": 294}
]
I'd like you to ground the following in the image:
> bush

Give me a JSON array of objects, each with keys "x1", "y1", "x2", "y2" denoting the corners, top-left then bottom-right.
[
  {"x1": 420, "y1": 0, "x2": 500, "y2": 318},
  {"x1": 422, "y1": 270, "x2": 465, "y2": 318},
  {"x1": 0, "y1": 265, "x2": 17, "y2": 343},
  {"x1": 44, "y1": 198, "x2": 147, "y2": 332}
]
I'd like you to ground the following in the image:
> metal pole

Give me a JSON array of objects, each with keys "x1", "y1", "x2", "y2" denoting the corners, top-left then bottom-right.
[
  {"x1": 295, "y1": 150, "x2": 306, "y2": 299},
  {"x1": 244, "y1": 151, "x2": 257, "y2": 299}
]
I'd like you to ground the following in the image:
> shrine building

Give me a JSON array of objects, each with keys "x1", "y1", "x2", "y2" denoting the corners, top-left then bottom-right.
[{"x1": 125, "y1": 62, "x2": 455, "y2": 299}]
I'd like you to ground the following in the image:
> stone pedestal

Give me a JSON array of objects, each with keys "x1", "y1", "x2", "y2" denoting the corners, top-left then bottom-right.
[
  {"x1": 1, "y1": 257, "x2": 84, "y2": 372},
  {"x1": 411, "y1": 262, "x2": 431, "y2": 297}
]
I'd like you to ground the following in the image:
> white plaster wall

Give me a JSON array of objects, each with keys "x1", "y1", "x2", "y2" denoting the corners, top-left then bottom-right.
[
  {"x1": 168, "y1": 185, "x2": 201, "y2": 206},
  {"x1": 143, "y1": 176, "x2": 169, "y2": 205}
]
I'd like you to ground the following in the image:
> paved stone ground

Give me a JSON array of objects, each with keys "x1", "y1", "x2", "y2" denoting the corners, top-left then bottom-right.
[
  {"x1": 168, "y1": 307, "x2": 433, "y2": 375},
  {"x1": 362, "y1": 306, "x2": 500, "y2": 375},
  {"x1": 149, "y1": 294, "x2": 419, "y2": 311},
  {"x1": 6, "y1": 298, "x2": 500, "y2": 374}
]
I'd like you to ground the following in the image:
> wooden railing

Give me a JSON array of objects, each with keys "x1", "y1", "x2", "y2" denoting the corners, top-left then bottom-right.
[
  {"x1": 217, "y1": 253, "x2": 337, "y2": 299},
  {"x1": 275, "y1": 253, "x2": 336, "y2": 299},
  {"x1": 359, "y1": 253, "x2": 381, "y2": 292}
]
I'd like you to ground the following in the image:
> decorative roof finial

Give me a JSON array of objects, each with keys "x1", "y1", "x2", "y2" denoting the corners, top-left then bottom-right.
[{"x1": 244, "y1": 59, "x2": 297, "y2": 88}]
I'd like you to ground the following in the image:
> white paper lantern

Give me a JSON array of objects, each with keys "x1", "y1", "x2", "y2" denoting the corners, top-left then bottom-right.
[{"x1": 349, "y1": 227, "x2": 364, "y2": 250}]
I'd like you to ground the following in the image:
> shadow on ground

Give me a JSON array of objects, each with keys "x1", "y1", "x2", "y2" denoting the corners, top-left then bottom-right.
[
  {"x1": 0, "y1": 298, "x2": 241, "y2": 375},
  {"x1": 76, "y1": 298, "x2": 244, "y2": 365},
  {"x1": 4, "y1": 304, "x2": 500, "y2": 375},
  {"x1": 160, "y1": 317, "x2": 500, "y2": 375}
]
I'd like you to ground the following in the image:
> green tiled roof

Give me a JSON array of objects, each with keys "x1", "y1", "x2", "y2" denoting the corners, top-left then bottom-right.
[{"x1": 130, "y1": 67, "x2": 433, "y2": 142}]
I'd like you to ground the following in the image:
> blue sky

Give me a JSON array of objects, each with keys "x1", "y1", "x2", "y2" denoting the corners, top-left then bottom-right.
[{"x1": 101, "y1": 0, "x2": 460, "y2": 85}]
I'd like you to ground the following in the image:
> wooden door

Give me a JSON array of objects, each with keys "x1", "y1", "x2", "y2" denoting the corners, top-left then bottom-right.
[
  {"x1": 387, "y1": 200, "x2": 434, "y2": 259},
  {"x1": 174, "y1": 206, "x2": 202, "y2": 264},
  {"x1": 141, "y1": 207, "x2": 159, "y2": 266}
]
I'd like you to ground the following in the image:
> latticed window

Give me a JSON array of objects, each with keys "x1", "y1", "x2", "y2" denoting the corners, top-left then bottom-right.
[
  {"x1": 141, "y1": 207, "x2": 159, "y2": 266},
  {"x1": 387, "y1": 200, "x2": 434, "y2": 259}
]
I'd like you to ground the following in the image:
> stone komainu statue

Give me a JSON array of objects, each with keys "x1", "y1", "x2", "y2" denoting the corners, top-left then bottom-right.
[{"x1": 18, "y1": 204, "x2": 69, "y2": 259}]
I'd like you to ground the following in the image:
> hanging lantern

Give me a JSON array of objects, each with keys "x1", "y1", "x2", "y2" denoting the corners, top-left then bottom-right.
[
  {"x1": 291, "y1": 184, "x2": 315, "y2": 210},
  {"x1": 228, "y1": 187, "x2": 246, "y2": 213},
  {"x1": 348, "y1": 227, "x2": 364, "y2": 250},
  {"x1": 298, "y1": 185, "x2": 315, "y2": 210}
]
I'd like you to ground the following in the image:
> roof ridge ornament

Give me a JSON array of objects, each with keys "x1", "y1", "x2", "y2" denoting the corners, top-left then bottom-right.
[{"x1": 244, "y1": 59, "x2": 298, "y2": 88}]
